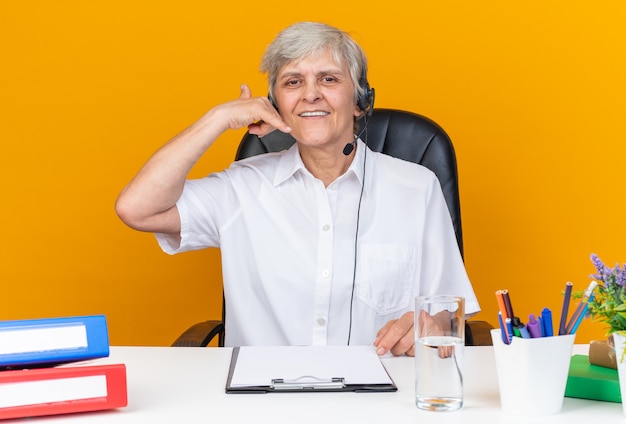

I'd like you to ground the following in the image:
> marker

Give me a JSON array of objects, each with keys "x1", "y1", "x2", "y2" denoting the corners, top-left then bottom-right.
[
  {"x1": 513, "y1": 317, "x2": 530, "y2": 338},
  {"x1": 527, "y1": 314, "x2": 542, "y2": 338},
  {"x1": 558, "y1": 282, "x2": 573, "y2": 336},
  {"x1": 511, "y1": 317, "x2": 524, "y2": 338},
  {"x1": 518, "y1": 325, "x2": 531, "y2": 338},
  {"x1": 541, "y1": 308, "x2": 554, "y2": 337}
]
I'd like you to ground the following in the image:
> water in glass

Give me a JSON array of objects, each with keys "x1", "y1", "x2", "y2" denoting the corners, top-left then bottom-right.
[{"x1": 415, "y1": 335, "x2": 464, "y2": 412}]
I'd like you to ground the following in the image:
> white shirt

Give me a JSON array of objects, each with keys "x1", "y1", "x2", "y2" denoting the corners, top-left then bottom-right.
[{"x1": 156, "y1": 139, "x2": 480, "y2": 347}]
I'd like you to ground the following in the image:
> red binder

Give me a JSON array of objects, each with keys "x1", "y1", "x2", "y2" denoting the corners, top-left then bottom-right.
[{"x1": 0, "y1": 363, "x2": 127, "y2": 420}]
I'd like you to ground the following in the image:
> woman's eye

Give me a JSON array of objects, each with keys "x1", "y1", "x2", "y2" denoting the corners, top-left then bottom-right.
[{"x1": 286, "y1": 80, "x2": 300, "y2": 86}]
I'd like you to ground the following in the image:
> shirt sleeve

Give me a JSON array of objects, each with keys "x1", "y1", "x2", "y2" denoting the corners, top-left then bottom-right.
[
  {"x1": 155, "y1": 176, "x2": 233, "y2": 254},
  {"x1": 420, "y1": 177, "x2": 481, "y2": 317}
]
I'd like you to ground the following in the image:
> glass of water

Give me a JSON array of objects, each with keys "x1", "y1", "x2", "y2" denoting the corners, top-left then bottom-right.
[{"x1": 414, "y1": 295, "x2": 465, "y2": 412}]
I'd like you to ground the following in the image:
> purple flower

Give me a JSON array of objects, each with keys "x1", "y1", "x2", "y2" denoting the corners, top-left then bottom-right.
[
  {"x1": 590, "y1": 254, "x2": 626, "y2": 288},
  {"x1": 590, "y1": 253, "x2": 608, "y2": 281},
  {"x1": 617, "y1": 265, "x2": 626, "y2": 287},
  {"x1": 587, "y1": 253, "x2": 626, "y2": 333}
]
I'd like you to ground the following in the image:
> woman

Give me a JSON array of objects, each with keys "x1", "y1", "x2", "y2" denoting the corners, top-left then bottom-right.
[{"x1": 115, "y1": 22, "x2": 480, "y2": 356}]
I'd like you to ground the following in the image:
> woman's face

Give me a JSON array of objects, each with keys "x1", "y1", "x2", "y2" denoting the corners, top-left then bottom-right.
[{"x1": 273, "y1": 50, "x2": 360, "y2": 151}]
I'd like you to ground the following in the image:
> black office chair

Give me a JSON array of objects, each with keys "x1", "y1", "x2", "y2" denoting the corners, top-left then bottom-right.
[{"x1": 172, "y1": 108, "x2": 493, "y2": 348}]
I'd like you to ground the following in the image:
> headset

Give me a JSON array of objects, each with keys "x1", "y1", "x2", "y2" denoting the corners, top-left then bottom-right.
[{"x1": 342, "y1": 67, "x2": 375, "y2": 156}]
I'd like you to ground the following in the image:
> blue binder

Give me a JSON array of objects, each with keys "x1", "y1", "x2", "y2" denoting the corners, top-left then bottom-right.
[{"x1": 0, "y1": 315, "x2": 110, "y2": 368}]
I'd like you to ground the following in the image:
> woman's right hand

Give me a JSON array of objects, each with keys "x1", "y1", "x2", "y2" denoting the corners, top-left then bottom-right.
[{"x1": 218, "y1": 84, "x2": 291, "y2": 137}]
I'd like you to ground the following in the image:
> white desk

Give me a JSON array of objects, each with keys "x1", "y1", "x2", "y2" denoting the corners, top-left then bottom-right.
[{"x1": 26, "y1": 345, "x2": 624, "y2": 423}]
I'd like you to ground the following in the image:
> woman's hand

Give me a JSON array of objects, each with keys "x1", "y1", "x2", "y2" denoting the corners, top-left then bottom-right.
[
  {"x1": 374, "y1": 311, "x2": 415, "y2": 357},
  {"x1": 221, "y1": 84, "x2": 291, "y2": 137}
]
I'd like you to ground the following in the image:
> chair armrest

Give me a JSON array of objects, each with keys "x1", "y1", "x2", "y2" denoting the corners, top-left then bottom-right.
[
  {"x1": 172, "y1": 320, "x2": 225, "y2": 347},
  {"x1": 465, "y1": 320, "x2": 494, "y2": 346},
  {"x1": 171, "y1": 319, "x2": 493, "y2": 347}
]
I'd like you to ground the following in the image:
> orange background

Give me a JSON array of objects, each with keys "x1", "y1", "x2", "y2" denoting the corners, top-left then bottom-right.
[{"x1": 2, "y1": 1, "x2": 624, "y2": 346}]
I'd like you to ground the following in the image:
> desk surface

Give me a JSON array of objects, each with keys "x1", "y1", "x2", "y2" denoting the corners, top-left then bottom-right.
[{"x1": 18, "y1": 345, "x2": 625, "y2": 423}]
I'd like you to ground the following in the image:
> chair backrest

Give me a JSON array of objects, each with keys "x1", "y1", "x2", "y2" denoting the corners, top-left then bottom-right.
[{"x1": 236, "y1": 108, "x2": 464, "y2": 257}]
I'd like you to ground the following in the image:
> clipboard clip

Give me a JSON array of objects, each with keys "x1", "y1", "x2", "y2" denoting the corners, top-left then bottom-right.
[{"x1": 271, "y1": 376, "x2": 345, "y2": 390}]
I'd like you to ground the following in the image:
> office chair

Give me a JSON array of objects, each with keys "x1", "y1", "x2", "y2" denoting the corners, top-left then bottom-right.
[{"x1": 172, "y1": 108, "x2": 493, "y2": 348}]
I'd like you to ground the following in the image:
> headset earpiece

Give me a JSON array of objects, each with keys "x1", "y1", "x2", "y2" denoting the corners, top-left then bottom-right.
[
  {"x1": 356, "y1": 67, "x2": 375, "y2": 117},
  {"x1": 268, "y1": 93, "x2": 278, "y2": 111}
]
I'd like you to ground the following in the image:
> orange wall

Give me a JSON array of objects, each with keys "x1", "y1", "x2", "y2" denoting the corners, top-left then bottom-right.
[{"x1": 2, "y1": 2, "x2": 624, "y2": 346}]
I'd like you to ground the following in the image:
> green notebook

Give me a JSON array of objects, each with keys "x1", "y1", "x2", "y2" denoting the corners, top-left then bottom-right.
[{"x1": 565, "y1": 354, "x2": 621, "y2": 403}]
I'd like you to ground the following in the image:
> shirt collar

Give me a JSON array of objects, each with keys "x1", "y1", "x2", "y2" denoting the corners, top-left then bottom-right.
[
  {"x1": 273, "y1": 138, "x2": 371, "y2": 193},
  {"x1": 273, "y1": 143, "x2": 305, "y2": 186}
]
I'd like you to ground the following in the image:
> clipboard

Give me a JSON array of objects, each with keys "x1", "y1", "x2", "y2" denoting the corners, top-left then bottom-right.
[{"x1": 225, "y1": 345, "x2": 397, "y2": 393}]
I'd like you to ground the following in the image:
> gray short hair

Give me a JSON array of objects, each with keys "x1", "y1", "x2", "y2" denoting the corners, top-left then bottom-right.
[{"x1": 261, "y1": 22, "x2": 368, "y2": 107}]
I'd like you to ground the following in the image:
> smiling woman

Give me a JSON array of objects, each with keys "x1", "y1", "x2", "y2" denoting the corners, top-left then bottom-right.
[
  {"x1": 272, "y1": 51, "x2": 359, "y2": 180},
  {"x1": 115, "y1": 21, "x2": 480, "y2": 355}
]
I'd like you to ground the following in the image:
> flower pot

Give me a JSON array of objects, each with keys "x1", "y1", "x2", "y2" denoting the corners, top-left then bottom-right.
[{"x1": 612, "y1": 333, "x2": 626, "y2": 415}]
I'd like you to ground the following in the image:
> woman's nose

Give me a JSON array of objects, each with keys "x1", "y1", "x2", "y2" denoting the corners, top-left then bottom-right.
[{"x1": 302, "y1": 81, "x2": 322, "y2": 103}]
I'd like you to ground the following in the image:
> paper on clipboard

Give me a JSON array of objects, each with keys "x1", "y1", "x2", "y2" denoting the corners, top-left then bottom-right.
[{"x1": 226, "y1": 345, "x2": 395, "y2": 392}]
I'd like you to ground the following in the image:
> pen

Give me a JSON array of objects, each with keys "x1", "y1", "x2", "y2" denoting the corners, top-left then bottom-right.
[
  {"x1": 541, "y1": 308, "x2": 554, "y2": 337},
  {"x1": 565, "y1": 281, "x2": 598, "y2": 334},
  {"x1": 558, "y1": 282, "x2": 573, "y2": 336},
  {"x1": 505, "y1": 318, "x2": 514, "y2": 344},
  {"x1": 498, "y1": 311, "x2": 508, "y2": 344},
  {"x1": 569, "y1": 294, "x2": 594, "y2": 334}
]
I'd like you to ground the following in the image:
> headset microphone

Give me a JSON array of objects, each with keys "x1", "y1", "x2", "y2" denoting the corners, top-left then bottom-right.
[
  {"x1": 342, "y1": 66, "x2": 374, "y2": 158},
  {"x1": 343, "y1": 140, "x2": 356, "y2": 156}
]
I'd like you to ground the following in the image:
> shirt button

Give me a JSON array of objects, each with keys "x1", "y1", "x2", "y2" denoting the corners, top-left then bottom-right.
[
  {"x1": 317, "y1": 318, "x2": 327, "y2": 326},
  {"x1": 322, "y1": 270, "x2": 330, "y2": 278},
  {"x1": 322, "y1": 224, "x2": 330, "y2": 231}
]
